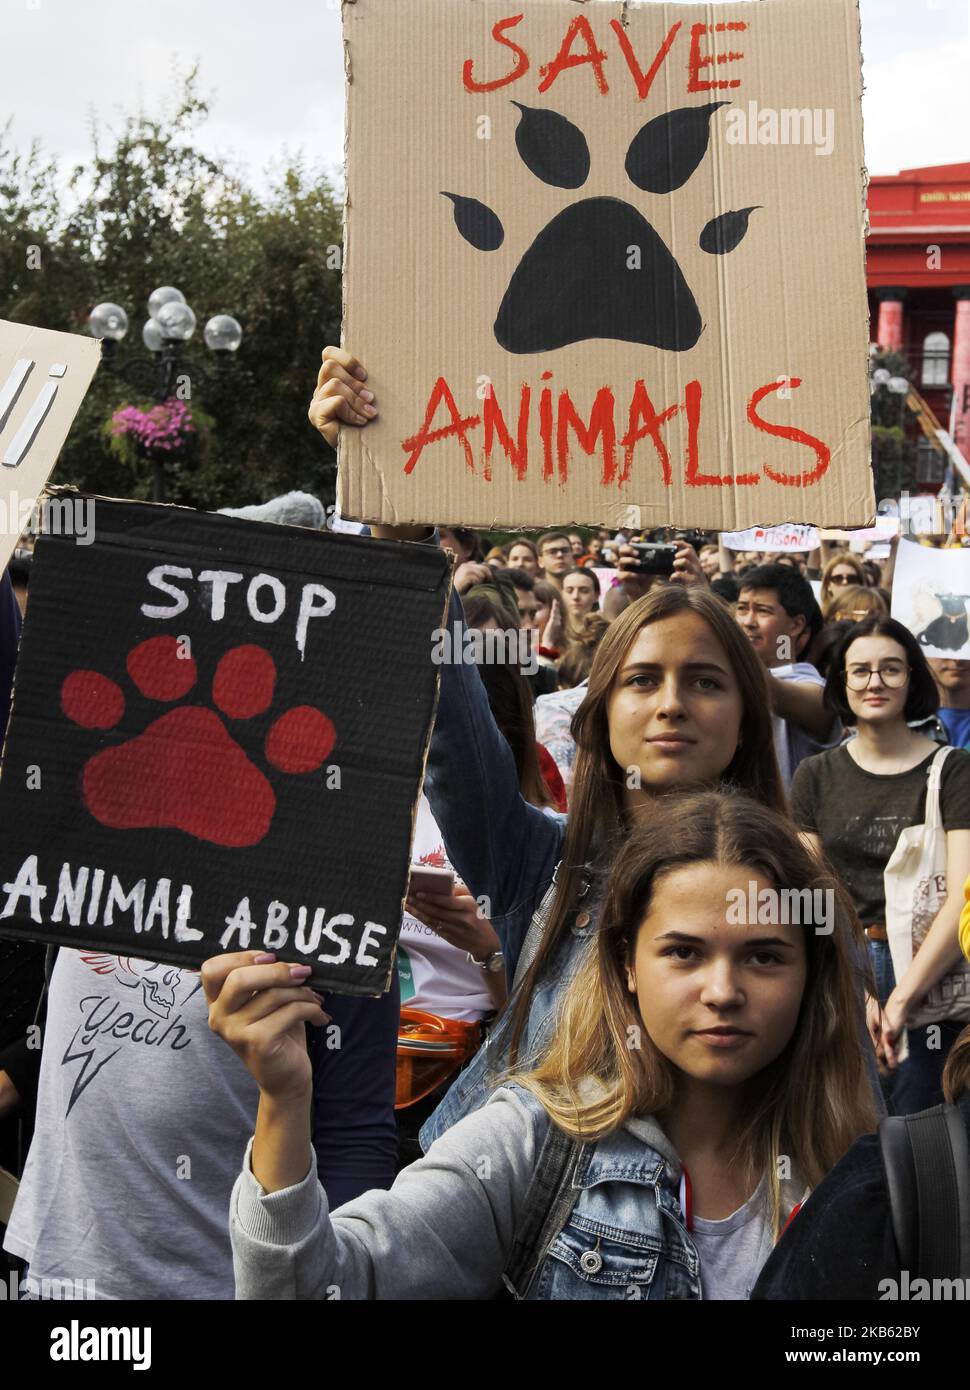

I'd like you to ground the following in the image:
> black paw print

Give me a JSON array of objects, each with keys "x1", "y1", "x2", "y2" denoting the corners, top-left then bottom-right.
[{"x1": 442, "y1": 103, "x2": 758, "y2": 356}]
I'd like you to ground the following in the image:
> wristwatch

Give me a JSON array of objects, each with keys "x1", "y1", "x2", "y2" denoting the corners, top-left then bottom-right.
[{"x1": 468, "y1": 949, "x2": 505, "y2": 974}]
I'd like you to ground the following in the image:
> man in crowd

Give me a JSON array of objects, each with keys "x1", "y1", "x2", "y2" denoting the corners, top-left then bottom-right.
[
  {"x1": 931, "y1": 658, "x2": 970, "y2": 748},
  {"x1": 506, "y1": 539, "x2": 539, "y2": 577},
  {"x1": 536, "y1": 532, "x2": 574, "y2": 589},
  {"x1": 698, "y1": 543, "x2": 721, "y2": 580},
  {"x1": 734, "y1": 562, "x2": 840, "y2": 787}
]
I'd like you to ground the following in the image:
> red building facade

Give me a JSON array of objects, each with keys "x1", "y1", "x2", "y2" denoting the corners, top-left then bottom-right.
[{"x1": 867, "y1": 162, "x2": 970, "y2": 474}]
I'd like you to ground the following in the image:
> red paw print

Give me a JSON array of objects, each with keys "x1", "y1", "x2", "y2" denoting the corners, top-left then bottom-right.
[{"x1": 60, "y1": 637, "x2": 336, "y2": 848}]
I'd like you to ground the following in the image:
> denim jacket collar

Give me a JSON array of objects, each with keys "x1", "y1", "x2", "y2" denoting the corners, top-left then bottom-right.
[{"x1": 574, "y1": 1076, "x2": 808, "y2": 1225}]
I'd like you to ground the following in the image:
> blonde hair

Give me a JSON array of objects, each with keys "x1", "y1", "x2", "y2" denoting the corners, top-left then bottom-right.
[
  {"x1": 510, "y1": 791, "x2": 878, "y2": 1236},
  {"x1": 826, "y1": 584, "x2": 887, "y2": 624}
]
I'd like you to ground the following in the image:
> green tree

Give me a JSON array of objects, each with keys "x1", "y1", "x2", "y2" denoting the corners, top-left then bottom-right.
[{"x1": 0, "y1": 67, "x2": 343, "y2": 509}]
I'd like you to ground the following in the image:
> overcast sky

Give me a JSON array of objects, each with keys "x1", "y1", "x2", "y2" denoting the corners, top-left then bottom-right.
[{"x1": 2, "y1": 0, "x2": 967, "y2": 199}]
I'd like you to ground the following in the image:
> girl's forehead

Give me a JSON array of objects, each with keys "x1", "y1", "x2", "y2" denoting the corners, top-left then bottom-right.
[
  {"x1": 622, "y1": 612, "x2": 727, "y2": 663},
  {"x1": 652, "y1": 861, "x2": 770, "y2": 893},
  {"x1": 845, "y1": 634, "x2": 905, "y2": 661},
  {"x1": 640, "y1": 865, "x2": 806, "y2": 947}
]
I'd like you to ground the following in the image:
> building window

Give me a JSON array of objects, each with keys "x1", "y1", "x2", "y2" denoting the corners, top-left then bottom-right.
[
  {"x1": 921, "y1": 331, "x2": 950, "y2": 387},
  {"x1": 916, "y1": 436, "x2": 946, "y2": 485}
]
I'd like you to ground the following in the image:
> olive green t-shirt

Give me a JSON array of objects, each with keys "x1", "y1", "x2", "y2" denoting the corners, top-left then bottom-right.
[{"x1": 789, "y1": 744, "x2": 970, "y2": 925}]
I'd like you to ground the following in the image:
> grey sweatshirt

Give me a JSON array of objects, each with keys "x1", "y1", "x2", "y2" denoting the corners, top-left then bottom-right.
[
  {"x1": 231, "y1": 1088, "x2": 542, "y2": 1300},
  {"x1": 230, "y1": 1086, "x2": 794, "y2": 1300}
]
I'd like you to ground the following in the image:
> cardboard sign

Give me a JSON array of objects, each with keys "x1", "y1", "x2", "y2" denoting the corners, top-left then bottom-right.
[
  {"x1": 0, "y1": 498, "x2": 451, "y2": 994},
  {"x1": 721, "y1": 524, "x2": 818, "y2": 552},
  {"x1": 0, "y1": 320, "x2": 101, "y2": 567},
  {"x1": 891, "y1": 539, "x2": 970, "y2": 661},
  {"x1": 339, "y1": 0, "x2": 872, "y2": 531}
]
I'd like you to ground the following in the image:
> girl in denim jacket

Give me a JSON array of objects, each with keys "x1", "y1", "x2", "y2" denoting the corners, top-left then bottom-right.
[
  {"x1": 208, "y1": 791, "x2": 877, "y2": 1300},
  {"x1": 302, "y1": 346, "x2": 881, "y2": 1151}
]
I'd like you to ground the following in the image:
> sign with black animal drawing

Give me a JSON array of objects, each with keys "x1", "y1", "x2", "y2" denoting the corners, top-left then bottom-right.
[
  {"x1": 0, "y1": 499, "x2": 451, "y2": 993},
  {"x1": 892, "y1": 538, "x2": 970, "y2": 661},
  {"x1": 339, "y1": 0, "x2": 871, "y2": 531},
  {"x1": 0, "y1": 319, "x2": 101, "y2": 568}
]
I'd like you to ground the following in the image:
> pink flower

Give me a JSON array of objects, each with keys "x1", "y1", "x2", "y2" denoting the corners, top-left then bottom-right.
[{"x1": 110, "y1": 397, "x2": 200, "y2": 453}]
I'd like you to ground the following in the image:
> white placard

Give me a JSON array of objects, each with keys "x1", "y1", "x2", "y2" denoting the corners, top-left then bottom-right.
[
  {"x1": 721, "y1": 524, "x2": 819, "y2": 552},
  {"x1": 0, "y1": 319, "x2": 101, "y2": 567},
  {"x1": 891, "y1": 540, "x2": 970, "y2": 660}
]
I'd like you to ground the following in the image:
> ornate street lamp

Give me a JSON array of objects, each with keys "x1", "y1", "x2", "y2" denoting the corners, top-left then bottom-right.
[{"x1": 87, "y1": 286, "x2": 243, "y2": 501}]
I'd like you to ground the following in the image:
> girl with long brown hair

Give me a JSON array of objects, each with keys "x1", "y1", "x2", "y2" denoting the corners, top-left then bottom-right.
[
  {"x1": 207, "y1": 792, "x2": 877, "y2": 1300},
  {"x1": 301, "y1": 346, "x2": 878, "y2": 1153},
  {"x1": 421, "y1": 574, "x2": 795, "y2": 1147}
]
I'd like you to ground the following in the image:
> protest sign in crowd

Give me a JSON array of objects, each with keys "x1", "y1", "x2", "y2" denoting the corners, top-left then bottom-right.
[{"x1": 1, "y1": 0, "x2": 970, "y2": 1312}]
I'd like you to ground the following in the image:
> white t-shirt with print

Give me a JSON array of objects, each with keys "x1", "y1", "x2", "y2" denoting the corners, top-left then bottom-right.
[
  {"x1": 399, "y1": 796, "x2": 493, "y2": 1022},
  {"x1": 535, "y1": 681, "x2": 588, "y2": 798},
  {"x1": 4, "y1": 947, "x2": 258, "y2": 1299}
]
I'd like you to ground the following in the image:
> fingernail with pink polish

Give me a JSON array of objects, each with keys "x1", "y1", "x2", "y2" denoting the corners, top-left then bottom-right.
[
  {"x1": 253, "y1": 953, "x2": 276, "y2": 964},
  {"x1": 289, "y1": 964, "x2": 312, "y2": 979}
]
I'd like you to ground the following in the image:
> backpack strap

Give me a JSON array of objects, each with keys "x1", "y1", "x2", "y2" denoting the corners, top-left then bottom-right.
[
  {"x1": 879, "y1": 1103, "x2": 970, "y2": 1279},
  {"x1": 502, "y1": 1115, "x2": 584, "y2": 1299}
]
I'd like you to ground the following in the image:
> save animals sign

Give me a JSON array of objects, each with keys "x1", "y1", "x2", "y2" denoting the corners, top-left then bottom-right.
[
  {"x1": 339, "y1": 0, "x2": 872, "y2": 532},
  {"x1": 0, "y1": 499, "x2": 451, "y2": 994}
]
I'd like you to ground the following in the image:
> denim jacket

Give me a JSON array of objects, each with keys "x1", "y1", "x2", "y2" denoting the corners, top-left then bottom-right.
[
  {"x1": 420, "y1": 580, "x2": 581, "y2": 1149},
  {"x1": 422, "y1": 882, "x2": 599, "y2": 1149},
  {"x1": 507, "y1": 1082, "x2": 802, "y2": 1300},
  {"x1": 508, "y1": 1084, "x2": 704, "y2": 1300},
  {"x1": 422, "y1": 582, "x2": 568, "y2": 981}
]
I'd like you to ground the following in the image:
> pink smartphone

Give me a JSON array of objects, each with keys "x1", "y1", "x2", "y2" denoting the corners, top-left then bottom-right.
[{"x1": 408, "y1": 864, "x2": 456, "y2": 897}]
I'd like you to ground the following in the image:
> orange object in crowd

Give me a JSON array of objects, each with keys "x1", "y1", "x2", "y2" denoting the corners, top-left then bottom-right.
[{"x1": 395, "y1": 1007, "x2": 482, "y2": 1110}]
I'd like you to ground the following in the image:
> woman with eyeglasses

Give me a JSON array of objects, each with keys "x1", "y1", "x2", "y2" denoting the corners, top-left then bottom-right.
[{"x1": 790, "y1": 617, "x2": 970, "y2": 1113}]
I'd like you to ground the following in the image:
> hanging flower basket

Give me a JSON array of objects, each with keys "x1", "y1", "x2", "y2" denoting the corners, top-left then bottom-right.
[{"x1": 104, "y1": 398, "x2": 211, "y2": 472}]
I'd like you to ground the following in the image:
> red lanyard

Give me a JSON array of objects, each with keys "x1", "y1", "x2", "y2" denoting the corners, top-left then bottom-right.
[{"x1": 681, "y1": 1168, "x2": 801, "y2": 1236}]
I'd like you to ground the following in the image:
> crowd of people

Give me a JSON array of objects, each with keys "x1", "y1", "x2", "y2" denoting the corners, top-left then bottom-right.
[{"x1": 1, "y1": 343, "x2": 970, "y2": 1302}]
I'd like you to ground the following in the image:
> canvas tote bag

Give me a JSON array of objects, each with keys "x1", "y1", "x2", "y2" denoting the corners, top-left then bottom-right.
[{"x1": 885, "y1": 745, "x2": 970, "y2": 1027}]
